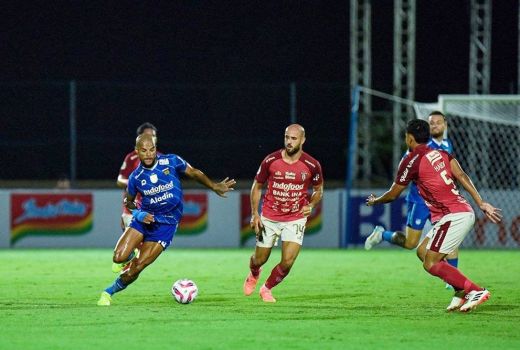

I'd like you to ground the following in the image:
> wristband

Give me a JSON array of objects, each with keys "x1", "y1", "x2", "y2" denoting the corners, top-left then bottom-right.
[{"x1": 132, "y1": 209, "x2": 148, "y2": 223}]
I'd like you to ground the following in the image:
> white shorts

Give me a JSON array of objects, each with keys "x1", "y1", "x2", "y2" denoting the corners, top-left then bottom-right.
[
  {"x1": 257, "y1": 216, "x2": 307, "y2": 248},
  {"x1": 425, "y1": 212, "x2": 475, "y2": 254},
  {"x1": 122, "y1": 213, "x2": 133, "y2": 228}
]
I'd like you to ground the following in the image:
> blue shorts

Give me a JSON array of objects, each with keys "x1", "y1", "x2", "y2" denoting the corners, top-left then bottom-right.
[
  {"x1": 406, "y1": 201, "x2": 431, "y2": 230},
  {"x1": 129, "y1": 219, "x2": 178, "y2": 250}
]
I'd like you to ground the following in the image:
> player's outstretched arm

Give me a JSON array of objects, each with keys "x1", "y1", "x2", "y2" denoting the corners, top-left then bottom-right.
[
  {"x1": 184, "y1": 164, "x2": 236, "y2": 197},
  {"x1": 479, "y1": 202, "x2": 502, "y2": 223},
  {"x1": 117, "y1": 175, "x2": 129, "y2": 188},
  {"x1": 366, "y1": 182, "x2": 407, "y2": 206},
  {"x1": 450, "y1": 158, "x2": 502, "y2": 223}
]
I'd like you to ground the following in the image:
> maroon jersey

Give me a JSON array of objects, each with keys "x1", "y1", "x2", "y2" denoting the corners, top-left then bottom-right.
[
  {"x1": 118, "y1": 150, "x2": 143, "y2": 215},
  {"x1": 255, "y1": 149, "x2": 323, "y2": 222},
  {"x1": 395, "y1": 144, "x2": 473, "y2": 223}
]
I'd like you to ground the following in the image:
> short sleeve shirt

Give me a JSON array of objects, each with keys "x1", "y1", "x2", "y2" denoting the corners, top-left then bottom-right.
[
  {"x1": 255, "y1": 150, "x2": 323, "y2": 222},
  {"x1": 127, "y1": 154, "x2": 188, "y2": 225},
  {"x1": 395, "y1": 144, "x2": 472, "y2": 223}
]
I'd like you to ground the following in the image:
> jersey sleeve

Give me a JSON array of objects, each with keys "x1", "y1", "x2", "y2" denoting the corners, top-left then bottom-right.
[
  {"x1": 394, "y1": 153, "x2": 419, "y2": 186},
  {"x1": 254, "y1": 156, "x2": 271, "y2": 184},
  {"x1": 172, "y1": 155, "x2": 188, "y2": 173},
  {"x1": 311, "y1": 160, "x2": 324, "y2": 186},
  {"x1": 127, "y1": 172, "x2": 138, "y2": 197},
  {"x1": 118, "y1": 153, "x2": 134, "y2": 178},
  {"x1": 443, "y1": 150, "x2": 454, "y2": 161},
  {"x1": 447, "y1": 139, "x2": 454, "y2": 155}
]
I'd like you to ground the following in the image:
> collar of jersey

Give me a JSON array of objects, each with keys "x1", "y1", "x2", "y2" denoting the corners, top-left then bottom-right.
[{"x1": 142, "y1": 159, "x2": 158, "y2": 171}]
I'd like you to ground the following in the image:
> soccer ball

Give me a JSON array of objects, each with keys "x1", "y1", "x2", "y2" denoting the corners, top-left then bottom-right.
[{"x1": 171, "y1": 279, "x2": 198, "y2": 304}]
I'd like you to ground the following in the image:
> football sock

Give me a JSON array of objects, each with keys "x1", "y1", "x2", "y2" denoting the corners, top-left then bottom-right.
[
  {"x1": 382, "y1": 230, "x2": 394, "y2": 242},
  {"x1": 264, "y1": 264, "x2": 289, "y2": 289},
  {"x1": 249, "y1": 256, "x2": 261, "y2": 278},
  {"x1": 428, "y1": 261, "x2": 481, "y2": 294},
  {"x1": 104, "y1": 277, "x2": 127, "y2": 296},
  {"x1": 446, "y1": 257, "x2": 459, "y2": 268}
]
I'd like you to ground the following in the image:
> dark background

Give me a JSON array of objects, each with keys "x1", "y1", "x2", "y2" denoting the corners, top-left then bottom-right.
[{"x1": 1, "y1": 1, "x2": 518, "y2": 183}]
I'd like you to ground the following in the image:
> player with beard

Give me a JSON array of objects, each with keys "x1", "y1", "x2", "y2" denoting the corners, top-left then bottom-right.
[
  {"x1": 97, "y1": 133, "x2": 236, "y2": 305},
  {"x1": 243, "y1": 124, "x2": 324, "y2": 302},
  {"x1": 117, "y1": 122, "x2": 158, "y2": 230},
  {"x1": 112, "y1": 122, "x2": 158, "y2": 273},
  {"x1": 365, "y1": 112, "x2": 461, "y2": 291}
]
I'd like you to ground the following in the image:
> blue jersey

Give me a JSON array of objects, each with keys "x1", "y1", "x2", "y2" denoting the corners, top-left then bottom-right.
[
  {"x1": 405, "y1": 138, "x2": 454, "y2": 203},
  {"x1": 127, "y1": 154, "x2": 188, "y2": 225}
]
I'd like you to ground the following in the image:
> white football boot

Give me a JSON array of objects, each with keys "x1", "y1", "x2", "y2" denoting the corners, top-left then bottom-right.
[
  {"x1": 446, "y1": 296, "x2": 465, "y2": 312},
  {"x1": 460, "y1": 289, "x2": 490, "y2": 312},
  {"x1": 364, "y1": 226, "x2": 384, "y2": 250}
]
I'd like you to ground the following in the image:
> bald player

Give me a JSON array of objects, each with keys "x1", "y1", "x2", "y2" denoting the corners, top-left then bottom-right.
[
  {"x1": 243, "y1": 124, "x2": 324, "y2": 303},
  {"x1": 98, "y1": 133, "x2": 236, "y2": 306}
]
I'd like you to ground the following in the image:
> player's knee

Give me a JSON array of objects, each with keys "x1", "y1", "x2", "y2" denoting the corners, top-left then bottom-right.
[
  {"x1": 416, "y1": 246, "x2": 425, "y2": 262},
  {"x1": 404, "y1": 239, "x2": 419, "y2": 250},
  {"x1": 422, "y1": 260, "x2": 434, "y2": 271},
  {"x1": 404, "y1": 228, "x2": 422, "y2": 249}
]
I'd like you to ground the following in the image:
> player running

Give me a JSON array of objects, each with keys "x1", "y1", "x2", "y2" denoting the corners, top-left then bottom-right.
[
  {"x1": 243, "y1": 124, "x2": 324, "y2": 303},
  {"x1": 365, "y1": 111, "x2": 460, "y2": 288},
  {"x1": 366, "y1": 119, "x2": 501, "y2": 312},
  {"x1": 112, "y1": 122, "x2": 158, "y2": 273},
  {"x1": 97, "y1": 133, "x2": 235, "y2": 306}
]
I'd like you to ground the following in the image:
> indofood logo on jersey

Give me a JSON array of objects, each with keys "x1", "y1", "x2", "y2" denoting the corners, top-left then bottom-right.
[
  {"x1": 10, "y1": 193, "x2": 93, "y2": 245},
  {"x1": 143, "y1": 181, "x2": 174, "y2": 195},
  {"x1": 239, "y1": 193, "x2": 322, "y2": 246},
  {"x1": 178, "y1": 193, "x2": 208, "y2": 235},
  {"x1": 272, "y1": 182, "x2": 305, "y2": 191}
]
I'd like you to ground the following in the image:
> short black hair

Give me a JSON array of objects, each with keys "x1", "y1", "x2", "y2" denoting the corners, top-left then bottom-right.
[
  {"x1": 406, "y1": 119, "x2": 430, "y2": 144},
  {"x1": 136, "y1": 122, "x2": 157, "y2": 136},
  {"x1": 428, "y1": 110, "x2": 446, "y2": 120}
]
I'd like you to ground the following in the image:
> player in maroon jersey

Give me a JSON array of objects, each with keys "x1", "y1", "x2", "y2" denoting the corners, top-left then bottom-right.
[
  {"x1": 243, "y1": 124, "x2": 324, "y2": 302},
  {"x1": 366, "y1": 119, "x2": 502, "y2": 312},
  {"x1": 112, "y1": 122, "x2": 157, "y2": 273},
  {"x1": 117, "y1": 122, "x2": 158, "y2": 229}
]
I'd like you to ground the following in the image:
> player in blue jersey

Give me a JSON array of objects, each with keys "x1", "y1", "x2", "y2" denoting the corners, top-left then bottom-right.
[
  {"x1": 364, "y1": 111, "x2": 460, "y2": 285},
  {"x1": 111, "y1": 122, "x2": 158, "y2": 274},
  {"x1": 97, "y1": 133, "x2": 236, "y2": 306}
]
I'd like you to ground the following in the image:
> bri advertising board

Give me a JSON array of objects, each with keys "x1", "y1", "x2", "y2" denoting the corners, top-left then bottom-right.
[{"x1": 347, "y1": 189, "x2": 520, "y2": 248}]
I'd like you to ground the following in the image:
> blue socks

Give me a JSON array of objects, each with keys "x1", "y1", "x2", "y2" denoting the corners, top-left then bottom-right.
[
  {"x1": 382, "y1": 230, "x2": 394, "y2": 242},
  {"x1": 447, "y1": 257, "x2": 459, "y2": 268},
  {"x1": 104, "y1": 277, "x2": 127, "y2": 296}
]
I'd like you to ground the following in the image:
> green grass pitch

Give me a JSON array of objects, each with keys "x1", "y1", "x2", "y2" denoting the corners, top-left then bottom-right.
[{"x1": 1, "y1": 249, "x2": 519, "y2": 349}]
